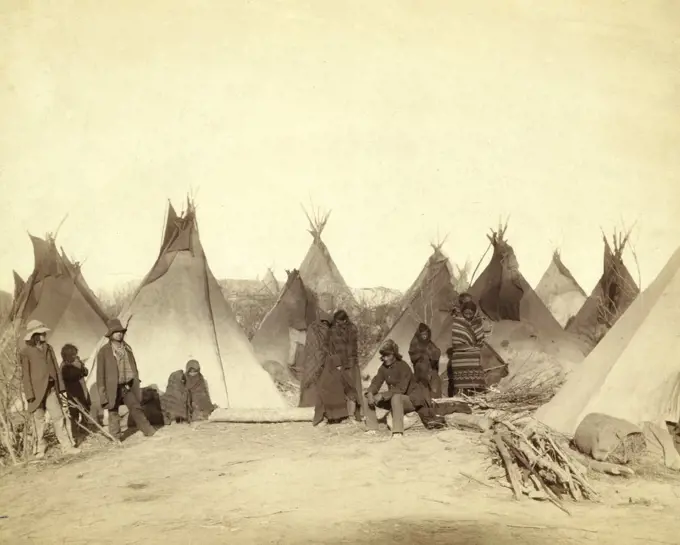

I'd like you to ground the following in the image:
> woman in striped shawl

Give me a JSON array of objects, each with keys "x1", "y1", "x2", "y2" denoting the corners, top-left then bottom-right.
[{"x1": 447, "y1": 300, "x2": 488, "y2": 396}]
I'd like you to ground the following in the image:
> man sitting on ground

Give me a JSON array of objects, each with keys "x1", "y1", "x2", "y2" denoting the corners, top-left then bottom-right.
[{"x1": 364, "y1": 339, "x2": 444, "y2": 439}]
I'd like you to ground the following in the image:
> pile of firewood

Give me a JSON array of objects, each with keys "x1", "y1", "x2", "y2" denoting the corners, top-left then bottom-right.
[
  {"x1": 487, "y1": 421, "x2": 598, "y2": 515},
  {"x1": 462, "y1": 374, "x2": 564, "y2": 414}
]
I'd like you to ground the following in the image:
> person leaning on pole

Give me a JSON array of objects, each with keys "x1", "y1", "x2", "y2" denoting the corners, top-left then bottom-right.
[{"x1": 19, "y1": 320, "x2": 80, "y2": 458}]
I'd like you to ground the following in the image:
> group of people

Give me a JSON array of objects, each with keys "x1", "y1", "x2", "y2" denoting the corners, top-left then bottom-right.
[
  {"x1": 299, "y1": 292, "x2": 491, "y2": 439},
  {"x1": 18, "y1": 317, "x2": 216, "y2": 458},
  {"x1": 17, "y1": 291, "x2": 490, "y2": 456}
]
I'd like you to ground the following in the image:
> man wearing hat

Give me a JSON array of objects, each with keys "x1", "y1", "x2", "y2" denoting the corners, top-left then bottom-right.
[
  {"x1": 364, "y1": 339, "x2": 442, "y2": 438},
  {"x1": 19, "y1": 320, "x2": 80, "y2": 458},
  {"x1": 95, "y1": 319, "x2": 156, "y2": 440}
]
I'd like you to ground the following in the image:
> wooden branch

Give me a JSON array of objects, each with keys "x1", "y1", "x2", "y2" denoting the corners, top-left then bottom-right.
[
  {"x1": 507, "y1": 440, "x2": 572, "y2": 516},
  {"x1": 493, "y1": 433, "x2": 524, "y2": 501}
]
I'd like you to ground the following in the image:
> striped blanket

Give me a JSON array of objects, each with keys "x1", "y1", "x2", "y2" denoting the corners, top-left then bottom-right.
[{"x1": 447, "y1": 314, "x2": 487, "y2": 393}]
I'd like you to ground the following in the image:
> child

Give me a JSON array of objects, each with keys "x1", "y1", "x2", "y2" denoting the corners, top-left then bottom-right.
[
  {"x1": 185, "y1": 360, "x2": 216, "y2": 420},
  {"x1": 60, "y1": 343, "x2": 91, "y2": 445}
]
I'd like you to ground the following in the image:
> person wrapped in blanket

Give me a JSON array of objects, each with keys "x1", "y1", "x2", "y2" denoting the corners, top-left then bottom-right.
[
  {"x1": 446, "y1": 297, "x2": 489, "y2": 396},
  {"x1": 160, "y1": 370, "x2": 190, "y2": 424},
  {"x1": 408, "y1": 323, "x2": 442, "y2": 399},
  {"x1": 185, "y1": 360, "x2": 217, "y2": 421}
]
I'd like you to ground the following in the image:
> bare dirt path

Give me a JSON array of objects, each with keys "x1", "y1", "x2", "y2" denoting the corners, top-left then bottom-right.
[{"x1": 1, "y1": 423, "x2": 679, "y2": 545}]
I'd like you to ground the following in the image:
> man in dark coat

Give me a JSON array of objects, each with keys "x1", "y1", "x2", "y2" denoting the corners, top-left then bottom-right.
[
  {"x1": 20, "y1": 320, "x2": 79, "y2": 458},
  {"x1": 95, "y1": 319, "x2": 156, "y2": 440},
  {"x1": 60, "y1": 343, "x2": 91, "y2": 445},
  {"x1": 330, "y1": 309, "x2": 366, "y2": 421},
  {"x1": 365, "y1": 339, "x2": 444, "y2": 438}
]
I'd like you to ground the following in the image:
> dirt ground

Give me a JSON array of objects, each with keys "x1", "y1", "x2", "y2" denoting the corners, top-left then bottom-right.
[{"x1": 1, "y1": 422, "x2": 680, "y2": 545}]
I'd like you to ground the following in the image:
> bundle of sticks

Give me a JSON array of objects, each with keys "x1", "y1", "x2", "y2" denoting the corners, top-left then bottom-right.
[
  {"x1": 461, "y1": 373, "x2": 564, "y2": 414},
  {"x1": 488, "y1": 421, "x2": 598, "y2": 515}
]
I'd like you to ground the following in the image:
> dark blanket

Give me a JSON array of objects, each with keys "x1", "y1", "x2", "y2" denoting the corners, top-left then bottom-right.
[
  {"x1": 160, "y1": 370, "x2": 189, "y2": 422},
  {"x1": 298, "y1": 318, "x2": 331, "y2": 408},
  {"x1": 408, "y1": 323, "x2": 442, "y2": 400},
  {"x1": 185, "y1": 360, "x2": 215, "y2": 420}
]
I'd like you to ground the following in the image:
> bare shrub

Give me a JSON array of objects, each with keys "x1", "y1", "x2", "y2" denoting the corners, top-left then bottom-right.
[
  {"x1": 355, "y1": 302, "x2": 402, "y2": 365},
  {"x1": 97, "y1": 281, "x2": 138, "y2": 318},
  {"x1": 0, "y1": 322, "x2": 35, "y2": 464}
]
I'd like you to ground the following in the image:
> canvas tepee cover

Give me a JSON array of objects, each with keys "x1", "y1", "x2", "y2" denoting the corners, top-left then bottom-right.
[
  {"x1": 251, "y1": 269, "x2": 317, "y2": 375},
  {"x1": 262, "y1": 268, "x2": 280, "y2": 296},
  {"x1": 466, "y1": 226, "x2": 565, "y2": 339},
  {"x1": 535, "y1": 247, "x2": 680, "y2": 435},
  {"x1": 297, "y1": 208, "x2": 358, "y2": 313},
  {"x1": 87, "y1": 200, "x2": 286, "y2": 409},
  {"x1": 11, "y1": 234, "x2": 109, "y2": 357},
  {"x1": 566, "y1": 233, "x2": 639, "y2": 349},
  {"x1": 362, "y1": 244, "x2": 457, "y2": 380},
  {"x1": 535, "y1": 251, "x2": 588, "y2": 328}
]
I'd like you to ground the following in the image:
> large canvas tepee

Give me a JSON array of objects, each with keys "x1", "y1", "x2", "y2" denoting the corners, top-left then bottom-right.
[
  {"x1": 87, "y1": 200, "x2": 286, "y2": 409},
  {"x1": 535, "y1": 247, "x2": 680, "y2": 435},
  {"x1": 466, "y1": 224, "x2": 565, "y2": 338},
  {"x1": 535, "y1": 251, "x2": 587, "y2": 328},
  {"x1": 566, "y1": 231, "x2": 639, "y2": 351},
  {"x1": 10, "y1": 234, "x2": 109, "y2": 357},
  {"x1": 297, "y1": 207, "x2": 357, "y2": 313},
  {"x1": 251, "y1": 269, "x2": 318, "y2": 380},
  {"x1": 362, "y1": 242, "x2": 457, "y2": 380}
]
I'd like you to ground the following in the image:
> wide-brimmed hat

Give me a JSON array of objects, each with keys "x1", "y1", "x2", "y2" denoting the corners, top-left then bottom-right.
[
  {"x1": 24, "y1": 320, "x2": 50, "y2": 342},
  {"x1": 105, "y1": 318, "x2": 127, "y2": 338}
]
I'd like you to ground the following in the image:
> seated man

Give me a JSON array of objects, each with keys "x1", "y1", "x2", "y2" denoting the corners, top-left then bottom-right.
[{"x1": 364, "y1": 339, "x2": 443, "y2": 439}]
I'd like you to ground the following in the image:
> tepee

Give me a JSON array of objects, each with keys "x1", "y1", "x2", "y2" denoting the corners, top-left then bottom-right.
[
  {"x1": 262, "y1": 267, "x2": 280, "y2": 296},
  {"x1": 86, "y1": 199, "x2": 286, "y2": 409},
  {"x1": 297, "y1": 207, "x2": 358, "y2": 313},
  {"x1": 566, "y1": 231, "x2": 639, "y2": 350},
  {"x1": 429, "y1": 223, "x2": 581, "y2": 388},
  {"x1": 10, "y1": 234, "x2": 109, "y2": 357},
  {"x1": 535, "y1": 247, "x2": 680, "y2": 435},
  {"x1": 362, "y1": 241, "x2": 457, "y2": 381},
  {"x1": 465, "y1": 223, "x2": 565, "y2": 338},
  {"x1": 535, "y1": 250, "x2": 588, "y2": 328},
  {"x1": 251, "y1": 269, "x2": 317, "y2": 380}
]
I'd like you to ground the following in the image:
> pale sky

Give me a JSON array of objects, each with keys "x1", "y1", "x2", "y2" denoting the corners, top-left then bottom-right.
[{"x1": 1, "y1": 1, "x2": 678, "y2": 297}]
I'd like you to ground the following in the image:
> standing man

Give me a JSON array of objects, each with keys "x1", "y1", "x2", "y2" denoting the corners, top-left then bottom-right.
[
  {"x1": 330, "y1": 309, "x2": 367, "y2": 421},
  {"x1": 20, "y1": 320, "x2": 79, "y2": 458},
  {"x1": 96, "y1": 319, "x2": 156, "y2": 440}
]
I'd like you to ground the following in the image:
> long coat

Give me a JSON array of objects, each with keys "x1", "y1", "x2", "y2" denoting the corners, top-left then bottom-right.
[
  {"x1": 329, "y1": 321, "x2": 361, "y2": 402},
  {"x1": 95, "y1": 341, "x2": 141, "y2": 409},
  {"x1": 20, "y1": 343, "x2": 65, "y2": 413},
  {"x1": 298, "y1": 319, "x2": 331, "y2": 408}
]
